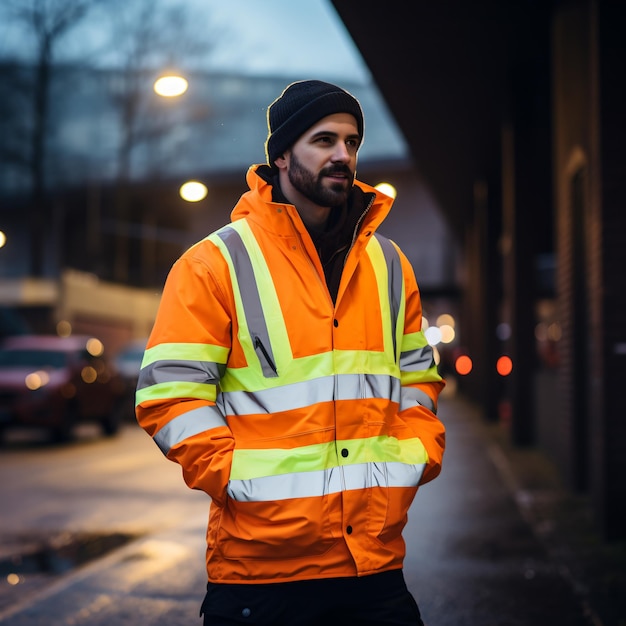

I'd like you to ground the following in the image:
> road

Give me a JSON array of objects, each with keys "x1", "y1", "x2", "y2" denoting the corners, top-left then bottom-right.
[
  {"x1": 0, "y1": 422, "x2": 209, "y2": 615},
  {"x1": 0, "y1": 397, "x2": 610, "y2": 625}
]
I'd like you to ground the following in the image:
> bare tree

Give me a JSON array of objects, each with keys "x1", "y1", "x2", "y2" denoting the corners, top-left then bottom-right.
[
  {"x1": 0, "y1": 0, "x2": 220, "y2": 284},
  {"x1": 1, "y1": 0, "x2": 112, "y2": 276},
  {"x1": 105, "y1": 0, "x2": 214, "y2": 283},
  {"x1": 107, "y1": 0, "x2": 213, "y2": 181}
]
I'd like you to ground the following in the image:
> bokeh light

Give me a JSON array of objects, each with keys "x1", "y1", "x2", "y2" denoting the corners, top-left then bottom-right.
[
  {"x1": 496, "y1": 355, "x2": 513, "y2": 376},
  {"x1": 496, "y1": 322, "x2": 511, "y2": 341},
  {"x1": 374, "y1": 182, "x2": 397, "y2": 199},
  {"x1": 57, "y1": 320, "x2": 72, "y2": 337},
  {"x1": 154, "y1": 74, "x2": 188, "y2": 97},
  {"x1": 180, "y1": 181, "x2": 208, "y2": 202},
  {"x1": 86, "y1": 337, "x2": 104, "y2": 357},
  {"x1": 455, "y1": 355, "x2": 473, "y2": 375},
  {"x1": 425, "y1": 326, "x2": 442, "y2": 346},
  {"x1": 439, "y1": 324, "x2": 455, "y2": 343},
  {"x1": 436, "y1": 313, "x2": 455, "y2": 328}
]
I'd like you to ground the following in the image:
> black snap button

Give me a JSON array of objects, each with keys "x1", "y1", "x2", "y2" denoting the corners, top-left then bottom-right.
[
  {"x1": 333, "y1": 319, "x2": 339, "y2": 327},
  {"x1": 346, "y1": 525, "x2": 353, "y2": 534},
  {"x1": 341, "y1": 448, "x2": 348, "y2": 457}
]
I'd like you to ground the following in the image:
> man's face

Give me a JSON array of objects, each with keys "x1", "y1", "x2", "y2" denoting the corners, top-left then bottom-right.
[{"x1": 283, "y1": 113, "x2": 361, "y2": 208}]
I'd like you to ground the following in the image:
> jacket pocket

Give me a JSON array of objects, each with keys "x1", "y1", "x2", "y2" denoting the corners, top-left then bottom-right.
[
  {"x1": 218, "y1": 496, "x2": 338, "y2": 560},
  {"x1": 369, "y1": 466, "x2": 420, "y2": 545}
]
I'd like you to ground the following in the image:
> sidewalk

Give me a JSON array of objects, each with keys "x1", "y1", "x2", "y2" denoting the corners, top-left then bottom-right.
[
  {"x1": 1, "y1": 391, "x2": 624, "y2": 625},
  {"x1": 484, "y1": 403, "x2": 626, "y2": 626}
]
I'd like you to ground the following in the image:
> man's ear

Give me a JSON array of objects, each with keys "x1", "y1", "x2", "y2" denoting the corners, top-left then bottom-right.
[{"x1": 274, "y1": 153, "x2": 288, "y2": 170}]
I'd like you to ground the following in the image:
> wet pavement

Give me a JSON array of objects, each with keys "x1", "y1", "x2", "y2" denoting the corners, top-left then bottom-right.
[{"x1": 0, "y1": 391, "x2": 624, "y2": 625}]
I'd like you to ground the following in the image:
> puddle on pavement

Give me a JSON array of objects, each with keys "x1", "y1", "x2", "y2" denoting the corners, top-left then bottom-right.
[{"x1": 0, "y1": 531, "x2": 138, "y2": 577}]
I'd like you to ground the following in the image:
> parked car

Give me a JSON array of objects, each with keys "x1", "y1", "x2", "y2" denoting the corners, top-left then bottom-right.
[{"x1": 0, "y1": 334, "x2": 126, "y2": 443}]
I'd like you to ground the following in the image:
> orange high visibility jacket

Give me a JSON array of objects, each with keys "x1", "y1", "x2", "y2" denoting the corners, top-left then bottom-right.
[{"x1": 136, "y1": 164, "x2": 446, "y2": 584}]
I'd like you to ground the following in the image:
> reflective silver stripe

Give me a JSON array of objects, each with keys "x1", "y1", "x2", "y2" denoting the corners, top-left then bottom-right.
[
  {"x1": 400, "y1": 386, "x2": 436, "y2": 413},
  {"x1": 227, "y1": 461, "x2": 425, "y2": 502},
  {"x1": 373, "y1": 234, "x2": 403, "y2": 357},
  {"x1": 218, "y1": 373, "x2": 401, "y2": 416},
  {"x1": 217, "y1": 226, "x2": 278, "y2": 378},
  {"x1": 400, "y1": 344, "x2": 436, "y2": 372},
  {"x1": 137, "y1": 359, "x2": 224, "y2": 391},
  {"x1": 154, "y1": 405, "x2": 228, "y2": 455}
]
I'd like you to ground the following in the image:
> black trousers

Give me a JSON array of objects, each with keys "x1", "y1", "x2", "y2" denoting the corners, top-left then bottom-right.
[{"x1": 200, "y1": 569, "x2": 425, "y2": 626}]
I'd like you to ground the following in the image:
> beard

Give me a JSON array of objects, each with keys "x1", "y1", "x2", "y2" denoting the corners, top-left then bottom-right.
[{"x1": 287, "y1": 152, "x2": 354, "y2": 208}]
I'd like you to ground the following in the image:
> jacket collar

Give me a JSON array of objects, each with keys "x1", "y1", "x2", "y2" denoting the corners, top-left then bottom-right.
[{"x1": 232, "y1": 164, "x2": 393, "y2": 238}]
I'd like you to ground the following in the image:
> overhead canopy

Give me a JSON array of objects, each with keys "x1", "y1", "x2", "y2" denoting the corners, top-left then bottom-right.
[{"x1": 329, "y1": 0, "x2": 550, "y2": 242}]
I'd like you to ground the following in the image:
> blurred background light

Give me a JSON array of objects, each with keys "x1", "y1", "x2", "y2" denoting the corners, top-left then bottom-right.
[
  {"x1": 153, "y1": 74, "x2": 188, "y2": 97},
  {"x1": 548, "y1": 322, "x2": 562, "y2": 341},
  {"x1": 81, "y1": 366, "x2": 98, "y2": 383},
  {"x1": 180, "y1": 181, "x2": 208, "y2": 202},
  {"x1": 496, "y1": 355, "x2": 513, "y2": 376},
  {"x1": 425, "y1": 326, "x2": 442, "y2": 346},
  {"x1": 57, "y1": 320, "x2": 72, "y2": 337},
  {"x1": 374, "y1": 182, "x2": 397, "y2": 199},
  {"x1": 86, "y1": 337, "x2": 104, "y2": 357},
  {"x1": 432, "y1": 346, "x2": 440, "y2": 365},
  {"x1": 436, "y1": 313, "x2": 455, "y2": 328},
  {"x1": 25, "y1": 371, "x2": 49, "y2": 390},
  {"x1": 496, "y1": 322, "x2": 511, "y2": 341},
  {"x1": 455, "y1": 355, "x2": 473, "y2": 376},
  {"x1": 439, "y1": 324, "x2": 455, "y2": 344}
]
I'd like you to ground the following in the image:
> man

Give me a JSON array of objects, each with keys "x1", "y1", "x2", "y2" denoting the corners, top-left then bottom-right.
[{"x1": 136, "y1": 80, "x2": 446, "y2": 625}]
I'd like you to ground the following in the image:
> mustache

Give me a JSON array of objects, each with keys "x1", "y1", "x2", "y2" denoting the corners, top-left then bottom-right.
[{"x1": 320, "y1": 165, "x2": 352, "y2": 177}]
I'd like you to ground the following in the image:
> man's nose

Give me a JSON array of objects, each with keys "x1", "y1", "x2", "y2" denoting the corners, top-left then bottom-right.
[{"x1": 331, "y1": 142, "x2": 351, "y2": 162}]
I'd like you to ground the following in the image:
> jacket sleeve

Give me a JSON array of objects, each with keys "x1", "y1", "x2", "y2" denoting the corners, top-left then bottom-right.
[
  {"x1": 135, "y1": 246, "x2": 234, "y2": 505},
  {"x1": 397, "y1": 251, "x2": 446, "y2": 486}
]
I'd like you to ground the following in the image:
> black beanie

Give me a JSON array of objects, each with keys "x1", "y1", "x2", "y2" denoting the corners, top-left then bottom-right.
[{"x1": 265, "y1": 80, "x2": 364, "y2": 165}]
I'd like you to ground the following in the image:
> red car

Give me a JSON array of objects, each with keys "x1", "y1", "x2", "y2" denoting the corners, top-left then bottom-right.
[{"x1": 0, "y1": 334, "x2": 126, "y2": 443}]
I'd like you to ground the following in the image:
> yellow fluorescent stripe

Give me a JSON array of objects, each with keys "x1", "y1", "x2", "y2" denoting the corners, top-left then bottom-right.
[
  {"x1": 395, "y1": 263, "x2": 407, "y2": 359},
  {"x1": 366, "y1": 238, "x2": 395, "y2": 361},
  {"x1": 231, "y1": 441, "x2": 333, "y2": 479},
  {"x1": 209, "y1": 231, "x2": 255, "y2": 366},
  {"x1": 333, "y1": 349, "x2": 399, "y2": 376},
  {"x1": 223, "y1": 220, "x2": 294, "y2": 375},
  {"x1": 232, "y1": 221, "x2": 293, "y2": 363},
  {"x1": 401, "y1": 368, "x2": 443, "y2": 385},
  {"x1": 230, "y1": 436, "x2": 428, "y2": 480},
  {"x1": 402, "y1": 330, "x2": 429, "y2": 351},
  {"x1": 141, "y1": 342, "x2": 229, "y2": 368},
  {"x1": 221, "y1": 349, "x2": 400, "y2": 392},
  {"x1": 136, "y1": 380, "x2": 218, "y2": 405}
]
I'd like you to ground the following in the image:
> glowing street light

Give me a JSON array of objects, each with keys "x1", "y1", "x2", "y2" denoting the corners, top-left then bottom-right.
[
  {"x1": 154, "y1": 74, "x2": 188, "y2": 97},
  {"x1": 180, "y1": 181, "x2": 208, "y2": 202}
]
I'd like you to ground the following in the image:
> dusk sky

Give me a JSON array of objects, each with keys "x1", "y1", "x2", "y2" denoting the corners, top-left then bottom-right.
[{"x1": 0, "y1": 0, "x2": 371, "y2": 84}]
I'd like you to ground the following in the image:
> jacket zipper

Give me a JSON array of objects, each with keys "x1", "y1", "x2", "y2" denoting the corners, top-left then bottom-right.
[
  {"x1": 254, "y1": 335, "x2": 278, "y2": 375},
  {"x1": 343, "y1": 194, "x2": 375, "y2": 268}
]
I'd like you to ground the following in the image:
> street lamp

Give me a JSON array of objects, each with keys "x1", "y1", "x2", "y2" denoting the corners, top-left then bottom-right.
[
  {"x1": 153, "y1": 73, "x2": 188, "y2": 98},
  {"x1": 180, "y1": 180, "x2": 207, "y2": 202}
]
